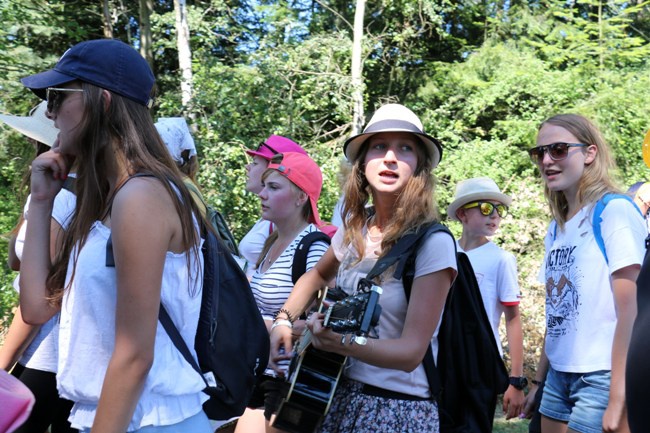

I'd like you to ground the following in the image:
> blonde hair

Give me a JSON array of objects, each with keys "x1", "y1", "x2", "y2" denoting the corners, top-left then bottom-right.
[
  {"x1": 341, "y1": 135, "x2": 438, "y2": 262},
  {"x1": 538, "y1": 114, "x2": 620, "y2": 228}
]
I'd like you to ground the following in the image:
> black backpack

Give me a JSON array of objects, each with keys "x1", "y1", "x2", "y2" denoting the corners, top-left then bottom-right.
[
  {"x1": 106, "y1": 175, "x2": 269, "y2": 421},
  {"x1": 367, "y1": 222, "x2": 509, "y2": 433},
  {"x1": 158, "y1": 228, "x2": 269, "y2": 420},
  {"x1": 185, "y1": 180, "x2": 240, "y2": 257},
  {"x1": 291, "y1": 230, "x2": 332, "y2": 284}
]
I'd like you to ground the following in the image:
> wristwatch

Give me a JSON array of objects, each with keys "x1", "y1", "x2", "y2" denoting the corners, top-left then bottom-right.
[{"x1": 509, "y1": 376, "x2": 528, "y2": 390}]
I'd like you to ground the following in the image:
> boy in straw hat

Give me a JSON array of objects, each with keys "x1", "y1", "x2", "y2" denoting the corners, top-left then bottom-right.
[{"x1": 447, "y1": 177, "x2": 525, "y2": 421}]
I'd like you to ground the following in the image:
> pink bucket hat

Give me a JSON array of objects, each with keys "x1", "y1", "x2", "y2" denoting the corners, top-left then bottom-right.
[
  {"x1": 267, "y1": 152, "x2": 323, "y2": 225},
  {"x1": 247, "y1": 135, "x2": 307, "y2": 161}
]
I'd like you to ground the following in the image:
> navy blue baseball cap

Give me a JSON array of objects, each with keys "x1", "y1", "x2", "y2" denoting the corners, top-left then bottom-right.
[{"x1": 21, "y1": 39, "x2": 155, "y2": 108}]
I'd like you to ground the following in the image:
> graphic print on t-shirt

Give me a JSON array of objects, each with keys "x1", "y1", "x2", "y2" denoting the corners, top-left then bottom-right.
[{"x1": 545, "y1": 245, "x2": 581, "y2": 338}]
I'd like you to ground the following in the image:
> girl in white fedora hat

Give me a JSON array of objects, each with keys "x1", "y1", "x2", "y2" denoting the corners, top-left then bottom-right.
[{"x1": 269, "y1": 103, "x2": 454, "y2": 432}]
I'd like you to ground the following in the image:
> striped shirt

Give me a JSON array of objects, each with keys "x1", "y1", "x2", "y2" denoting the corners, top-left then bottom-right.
[{"x1": 250, "y1": 224, "x2": 329, "y2": 376}]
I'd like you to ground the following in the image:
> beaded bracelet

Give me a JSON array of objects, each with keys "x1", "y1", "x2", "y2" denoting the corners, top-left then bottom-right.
[
  {"x1": 271, "y1": 319, "x2": 293, "y2": 331},
  {"x1": 276, "y1": 308, "x2": 296, "y2": 324}
]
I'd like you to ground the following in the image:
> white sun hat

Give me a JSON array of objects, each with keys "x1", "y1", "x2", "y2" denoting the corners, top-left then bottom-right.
[
  {"x1": 343, "y1": 103, "x2": 443, "y2": 168},
  {"x1": 447, "y1": 177, "x2": 512, "y2": 221},
  {"x1": 155, "y1": 117, "x2": 197, "y2": 163},
  {"x1": 0, "y1": 101, "x2": 58, "y2": 146}
]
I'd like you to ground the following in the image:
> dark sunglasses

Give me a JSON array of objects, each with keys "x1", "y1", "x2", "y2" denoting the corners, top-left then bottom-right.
[
  {"x1": 257, "y1": 141, "x2": 280, "y2": 155},
  {"x1": 528, "y1": 142, "x2": 588, "y2": 164},
  {"x1": 46, "y1": 87, "x2": 84, "y2": 113},
  {"x1": 462, "y1": 201, "x2": 509, "y2": 218}
]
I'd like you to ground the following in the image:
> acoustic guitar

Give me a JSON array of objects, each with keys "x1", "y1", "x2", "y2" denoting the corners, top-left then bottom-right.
[{"x1": 272, "y1": 280, "x2": 383, "y2": 433}]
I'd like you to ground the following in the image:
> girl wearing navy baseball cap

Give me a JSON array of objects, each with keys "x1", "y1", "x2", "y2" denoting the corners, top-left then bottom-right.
[{"x1": 19, "y1": 39, "x2": 211, "y2": 433}]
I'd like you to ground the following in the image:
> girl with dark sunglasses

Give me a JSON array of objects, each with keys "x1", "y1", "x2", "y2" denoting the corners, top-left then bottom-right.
[
  {"x1": 523, "y1": 114, "x2": 645, "y2": 433},
  {"x1": 18, "y1": 39, "x2": 211, "y2": 433}
]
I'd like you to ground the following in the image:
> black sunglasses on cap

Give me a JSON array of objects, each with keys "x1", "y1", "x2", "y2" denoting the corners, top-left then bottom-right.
[
  {"x1": 528, "y1": 142, "x2": 588, "y2": 164},
  {"x1": 257, "y1": 141, "x2": 281, "y2": 155}
]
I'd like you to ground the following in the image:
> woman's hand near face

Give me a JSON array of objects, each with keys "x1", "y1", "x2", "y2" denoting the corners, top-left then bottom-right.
[{"x1": 29, "y1": 149, "x2": 70, "y2": 203}]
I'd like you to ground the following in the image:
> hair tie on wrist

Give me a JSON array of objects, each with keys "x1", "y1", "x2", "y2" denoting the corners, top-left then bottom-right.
[{"x1": 277, "y1": 308, "x2": 296, "y2": 324}]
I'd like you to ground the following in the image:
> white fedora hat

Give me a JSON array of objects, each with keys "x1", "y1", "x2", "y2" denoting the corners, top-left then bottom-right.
[
  {"x1": 447, "y1": 177, "x2": 512, "y2": 221},
  {"x1": 0, "y1": 101, "x2": 58, "y2": 146},
  {"x1": 343, "y1": 103, "x2": 443, "y2": 168}
]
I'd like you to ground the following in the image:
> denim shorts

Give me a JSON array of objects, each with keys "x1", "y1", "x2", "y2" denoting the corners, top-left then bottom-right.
[{"x1": 539, "y1": 367, "x2": 611, "y2": 433}]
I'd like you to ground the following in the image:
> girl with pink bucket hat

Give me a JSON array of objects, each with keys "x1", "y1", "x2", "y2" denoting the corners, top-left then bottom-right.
[{"x1": 269, "y1": 104, "x2": 455, "y2": 432}]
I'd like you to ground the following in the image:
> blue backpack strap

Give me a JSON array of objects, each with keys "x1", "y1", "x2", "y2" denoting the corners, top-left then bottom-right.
[{"x1": 592, "y1": 193, "x2": 642, "y2": 264}]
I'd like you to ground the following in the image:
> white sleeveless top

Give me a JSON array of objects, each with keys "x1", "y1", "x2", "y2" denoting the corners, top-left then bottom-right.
[
  {"x1": 56, "y1": 221, "x2": 207, "y2": 430},
  {"x1": 16, "y1": 187, "x2": 76, "y2": 372}
]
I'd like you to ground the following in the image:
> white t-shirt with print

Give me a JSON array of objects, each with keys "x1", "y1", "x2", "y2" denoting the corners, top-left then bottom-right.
[
  {"x1": 541, "y1": 199, "x2": 646, "y2": 372},
  {"x1": 457, "y1": 241, "x2": 520, "y2": 356},
  {"x1": 250, "y1": 224, "x2": 329, "y2": 376},
  {"x1": 331, "y1": 224, "x2": 457, "y2": 398},
  {"x1": 239, "y1": 218, "x2": 273, "y2": 278}
]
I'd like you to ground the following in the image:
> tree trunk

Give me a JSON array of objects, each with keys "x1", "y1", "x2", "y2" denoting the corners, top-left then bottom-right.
[
  {"x1": 174, "y1": 0, "x2": 193, "y2": 111},
  {"x1": 102, "y1": 0, "x2": 113, "y2": 38},
  {"x1": 139, "y1": 0, "x2": 154, "y2": 70},
  {"x1": 351, "y1": 0, "x2": 365, "y2": 135}
]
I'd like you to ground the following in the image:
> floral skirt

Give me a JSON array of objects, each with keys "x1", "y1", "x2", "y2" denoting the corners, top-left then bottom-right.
[{"x1": 319, "y1": 378, "x2": 439, "y2": 433}]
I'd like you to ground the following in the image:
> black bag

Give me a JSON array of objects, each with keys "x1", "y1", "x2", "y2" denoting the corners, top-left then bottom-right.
[
  {"x1": 105, "y1": 175, "x2": 269, "y2": 420},
  {"x1": 185, "y1": 180, "x2": 240, "y2": 257},
  {"x1": 291, "y1": 230, "x2": 332, "y2": 284},
  {"x1": 158, "y1": 228, "x2": 270, "y2": 420},
  {"x1": 366, "y1": 222, "x2": 509, "y2": 433}
]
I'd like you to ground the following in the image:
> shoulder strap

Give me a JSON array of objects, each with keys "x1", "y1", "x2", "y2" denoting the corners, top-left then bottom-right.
[
  {"x1": 592, "y1": 193, "x2": 641, "y2": 264},
  {"x1": 366, "y1": 222, "x2": 454, "y2": 283},
  {"x1": 365, "y1": 222, "x2": 454, "y2": 401},
  {"x1": 62, "y1": 176, "x2": 76, "y2": 194},
  {"x1": 291, "y1": 231, "x2": 331, "y2": 284},
  {"x1": 159, "y1": 303, "x2": 209, "y2": 388},
  {"x1": 105, "y1": 173, "x2": 155, "y2": 267}
]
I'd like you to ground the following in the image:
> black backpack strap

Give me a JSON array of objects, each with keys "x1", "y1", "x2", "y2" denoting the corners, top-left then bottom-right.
[
  {"x1": 62, "y1": 176, "x2": 76, "y2": 194},
  {"x1": 105, "y1": 173, "x2": 155, "y2": 267},
  {"x1": 291, "y1": 231, "x2": 331, "y2": 285},
  {"x1": 159, "y1": 303, "x2": 209, "y2": 389},
  {"x1": 366, "y1": 222, "x2": 455, "y2": 401}
]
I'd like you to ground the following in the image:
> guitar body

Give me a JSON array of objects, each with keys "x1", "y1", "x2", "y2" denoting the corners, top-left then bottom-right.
[{"x1": 273, "y1": 283, "x2": 382, "y2": 433}]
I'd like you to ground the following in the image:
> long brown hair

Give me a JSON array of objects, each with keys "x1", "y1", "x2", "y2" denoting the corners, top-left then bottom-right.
[
  {"x1": 47, "y1": 83, "x2": 203, "y2": 303},
  {"x1": 538, "y1": 114, "x2": 620, "y2": 229},
  {"x1": 341, "y1": 135, "x2": 438, "y2": 262}
]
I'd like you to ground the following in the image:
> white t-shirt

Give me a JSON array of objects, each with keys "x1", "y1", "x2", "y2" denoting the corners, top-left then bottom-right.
[
  {"x1": 331, "y1": 224, "x2": 457, "y2": 398},
  {"x1": 541, "y1": 199, "x2": 646, "y2": 372},
  {"x1": 250, "y1": 224, "x2": 329, "y2": 376},
  {"x1": 239, "y1": 219, "x2": 273, "y2": 278},
  {"x1": 57, "y1": 221, "x2": 207, "y2": 430},
  {"x1": 457, "y1": 241, "x2": 520, "y2": 356},
  {"x1": 16, "y1": 187, "x2": 76, "y2": 372}
]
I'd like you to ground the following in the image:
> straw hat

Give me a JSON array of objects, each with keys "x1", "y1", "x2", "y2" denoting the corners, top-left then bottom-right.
[
  {"x1": 447, "y1": 177, "x2": 512, "y2": 221},
  {"x1": 343, "y1": 104, "x2": 443, "y2": 168},
  {"x1": 0, "y1": 101, "x2": 58, "y2": 146}
]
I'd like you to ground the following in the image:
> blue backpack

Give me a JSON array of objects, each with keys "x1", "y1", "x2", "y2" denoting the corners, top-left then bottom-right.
[{"x1": 551, "y1": 193, "x2": 642, "y2": 263}]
